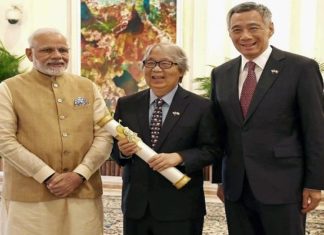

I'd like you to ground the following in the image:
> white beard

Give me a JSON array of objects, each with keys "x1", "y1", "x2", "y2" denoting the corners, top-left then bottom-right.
[{"x1": 33, "y1": 60, "x2": 67, "y2": 76}]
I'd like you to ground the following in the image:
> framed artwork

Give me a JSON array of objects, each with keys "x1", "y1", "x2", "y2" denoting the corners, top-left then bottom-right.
[{"x1": 80, "y1": 0, "x2": 177, "y2": 112}]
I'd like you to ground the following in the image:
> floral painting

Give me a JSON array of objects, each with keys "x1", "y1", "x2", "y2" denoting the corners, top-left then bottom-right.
[{"x1": 81, "y1": 0, "x2": 177, "y2": 112}]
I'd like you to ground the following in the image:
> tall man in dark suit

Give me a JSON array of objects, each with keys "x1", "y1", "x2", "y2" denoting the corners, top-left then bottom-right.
[
  {"x1": 111, "y1": 42, "x2": 222, "y2": 235},
  {"x1": 211, "y1": 2, "x2": 324, "y2": 235}
]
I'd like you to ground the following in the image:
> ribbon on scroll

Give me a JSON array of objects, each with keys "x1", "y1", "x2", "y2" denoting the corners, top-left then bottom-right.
[{"x1": 96, "y1": 113, "x2": 191, "y2": 189}]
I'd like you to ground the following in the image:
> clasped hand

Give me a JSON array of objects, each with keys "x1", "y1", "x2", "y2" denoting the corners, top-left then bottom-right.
[{"x1": 45, "y1": 172, "x2": 84, "y2": 198}]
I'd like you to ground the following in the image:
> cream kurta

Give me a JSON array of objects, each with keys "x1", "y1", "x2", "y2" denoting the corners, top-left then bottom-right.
[{"x1": 0, "y1": 69, "x2": 113, "y2": 235}]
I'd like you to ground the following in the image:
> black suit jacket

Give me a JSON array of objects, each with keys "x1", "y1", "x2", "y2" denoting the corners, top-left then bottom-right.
[
  {"x1": 111, "y1": 86, "x2": 222, "y2": 221},
  {"x1": 211, "y1": 46, "x2": 324, "y2": 204}
]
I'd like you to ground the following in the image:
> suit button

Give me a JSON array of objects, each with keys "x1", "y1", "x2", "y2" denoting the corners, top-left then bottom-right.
[{"x1": 62, "y1": 132, "x2": 68, "y2": 137}]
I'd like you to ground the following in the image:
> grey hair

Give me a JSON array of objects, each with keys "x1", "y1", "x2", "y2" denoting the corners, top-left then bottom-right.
[
  {"x1": 226, "y1": 2, "x2": 272, "y2": 29},
  {"x1": 142, "y1": 42, "x2": 189, "y2": 77},
  {"x1": 28, "y1": 28, "x2": 65, "y2": 47}
]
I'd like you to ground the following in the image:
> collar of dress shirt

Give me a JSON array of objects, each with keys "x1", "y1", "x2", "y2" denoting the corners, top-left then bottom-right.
[
  {"x1": 240, "y1": 46, "x2": 272, "y2": 72},
  {"x1": 149, "y1": 85, "x2": 178, "y2": 106}
]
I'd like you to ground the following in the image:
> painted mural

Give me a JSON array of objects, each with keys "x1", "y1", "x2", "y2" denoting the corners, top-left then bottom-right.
[{"x1": 81, "y1": 0, "x2": 177, "y2": 112}]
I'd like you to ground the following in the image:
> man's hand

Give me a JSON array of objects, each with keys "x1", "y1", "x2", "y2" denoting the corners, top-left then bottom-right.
[
  {"x1": 148, "y1": 153, "x2": 183, "y2": 172},
  {"x1": 44, "y1": 172, "x2": 60, "y2": 186},
  {"x1": 117, "y1": 138, "x2": 138, "y2": 157},
  {"x1": 301, "y1": 188, "x2": 322, "y2": 213},
  {"x1": 47, "y1": 172, "x2": 84, "y2": 198}
]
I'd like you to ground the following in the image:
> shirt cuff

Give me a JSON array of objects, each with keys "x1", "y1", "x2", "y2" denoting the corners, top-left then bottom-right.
[
  {"x1": 33, "y1": 166, "x2": 56, "y2": 183},
  {"x1": 73, "y1": 164, "x2": 92, "y2": 180},
  {"x1": 119, "y1": 153, "x2": 132, "y2": 159}
]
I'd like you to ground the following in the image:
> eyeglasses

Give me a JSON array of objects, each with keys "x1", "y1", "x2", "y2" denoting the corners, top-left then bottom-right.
[{"x1": 143, "y1": 60, "x2": 178, "y2": 69}]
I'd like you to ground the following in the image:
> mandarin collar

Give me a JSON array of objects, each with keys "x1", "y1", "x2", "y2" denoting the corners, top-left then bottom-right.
[{"x1": 29, "y1": 68, "x2": 66, "y2": 84}]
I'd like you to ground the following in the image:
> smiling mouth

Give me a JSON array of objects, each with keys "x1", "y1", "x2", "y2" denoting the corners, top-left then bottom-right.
[
  {"x1": 48, "y1": 62, "x2": 65, "y2": 67},
  {"x1": 152, "y1": 76, "x2": 164, "y2": 80},
  {"x1": 241, "y1": 42, "x2": 256, "y2": 48}
]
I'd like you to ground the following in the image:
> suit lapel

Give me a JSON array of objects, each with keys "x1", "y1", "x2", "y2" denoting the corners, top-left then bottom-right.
[
  {"x1": 226, "y1": 58, "x2": 244, "y2": 124},
  {"x1": 244, "y1": 47, "x2": 285, "y2": 122},
  {"x1": 136, "y1": 90, "x2": 151, "y2": 144},
  {"x1": 154, "y1": 86, "x2": 189, "y2": 150}
]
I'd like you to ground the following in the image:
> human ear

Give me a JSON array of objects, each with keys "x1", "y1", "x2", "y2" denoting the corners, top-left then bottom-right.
[{"x1": 25, "y1": 48, "x2": 33, "y2": 62}]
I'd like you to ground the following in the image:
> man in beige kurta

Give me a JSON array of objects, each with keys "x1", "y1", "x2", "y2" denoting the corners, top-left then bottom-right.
[{"x1": 0, "y1": 28, "x2": 113, "y2": 235}]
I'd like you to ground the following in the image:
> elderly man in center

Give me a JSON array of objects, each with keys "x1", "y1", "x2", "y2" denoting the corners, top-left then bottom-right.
[{"x1": 111, "y1": 42, "x2": 222, "y2": 235}]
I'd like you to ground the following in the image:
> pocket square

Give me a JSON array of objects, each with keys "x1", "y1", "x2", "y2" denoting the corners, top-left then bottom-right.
[
  {"x1": 74, "y1": 97, "x2": 88, "y2": 106},
  {"x1": 172, "y1": 111, "x2": 180, "y2": 116}
]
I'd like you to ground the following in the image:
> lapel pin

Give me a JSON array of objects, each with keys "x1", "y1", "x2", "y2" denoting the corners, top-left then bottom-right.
[
  {"x1": 172, "y1": 111, "x2": 180, "y2": 116},
  {"x1": 271, "y1": 69, "x2": 279, "y2": 74}
]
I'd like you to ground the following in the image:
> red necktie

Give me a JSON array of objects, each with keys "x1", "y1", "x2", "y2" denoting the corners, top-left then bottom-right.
[
  {"x1": 150, "y1": 98, "x2": 164, "y2": 148},
  {"x1": 240, "y1": 61, "x2": 257, "y2": 118}
]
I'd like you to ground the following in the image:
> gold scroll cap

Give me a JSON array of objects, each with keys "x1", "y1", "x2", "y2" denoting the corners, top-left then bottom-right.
[{"x1": 173, "y1": 175, "x2": 191, "y2": 189}]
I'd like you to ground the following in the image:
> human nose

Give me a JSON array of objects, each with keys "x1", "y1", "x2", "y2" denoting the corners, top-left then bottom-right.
[
  {"x1": 51, "y1": 49, "x2": 64, "y2": 57},
  {"x1": 152, "y1": 63, "x2": 163, "y2": 71},
  {"x1": 240, "y1": 29, "x2": 253, "y2": 39}
]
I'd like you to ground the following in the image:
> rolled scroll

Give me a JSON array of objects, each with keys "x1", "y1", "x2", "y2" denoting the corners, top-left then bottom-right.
[{"x1": 96, "y1": 113, "x2": 191, "y2": 189}]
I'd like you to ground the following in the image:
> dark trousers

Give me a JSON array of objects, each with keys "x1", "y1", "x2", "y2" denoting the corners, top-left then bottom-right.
[
  {"x1": 123, "y1": 206, "x2": 204, "y2": 235},
  {"x1": 224, "y1": 177, "x2": 306, "y2": 235}
]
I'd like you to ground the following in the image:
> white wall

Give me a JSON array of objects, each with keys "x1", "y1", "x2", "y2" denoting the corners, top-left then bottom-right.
[{"x1": 0, "y1": 0, "x2": 72, "y2": 71}]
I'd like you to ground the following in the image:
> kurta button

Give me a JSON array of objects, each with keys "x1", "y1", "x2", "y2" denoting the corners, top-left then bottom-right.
[
  {"x1": 59, "y1": 115, "x2": 65, "y2": 120},
  {"x1": 57, "y1": 98, "x2": 63, "y2": 103},
  {"x1": 53, "y1": 83, "x2": 59, "y2": 88},
  {"x1": 62, "y1": 132, "x2": 68, "y2": 137}
]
